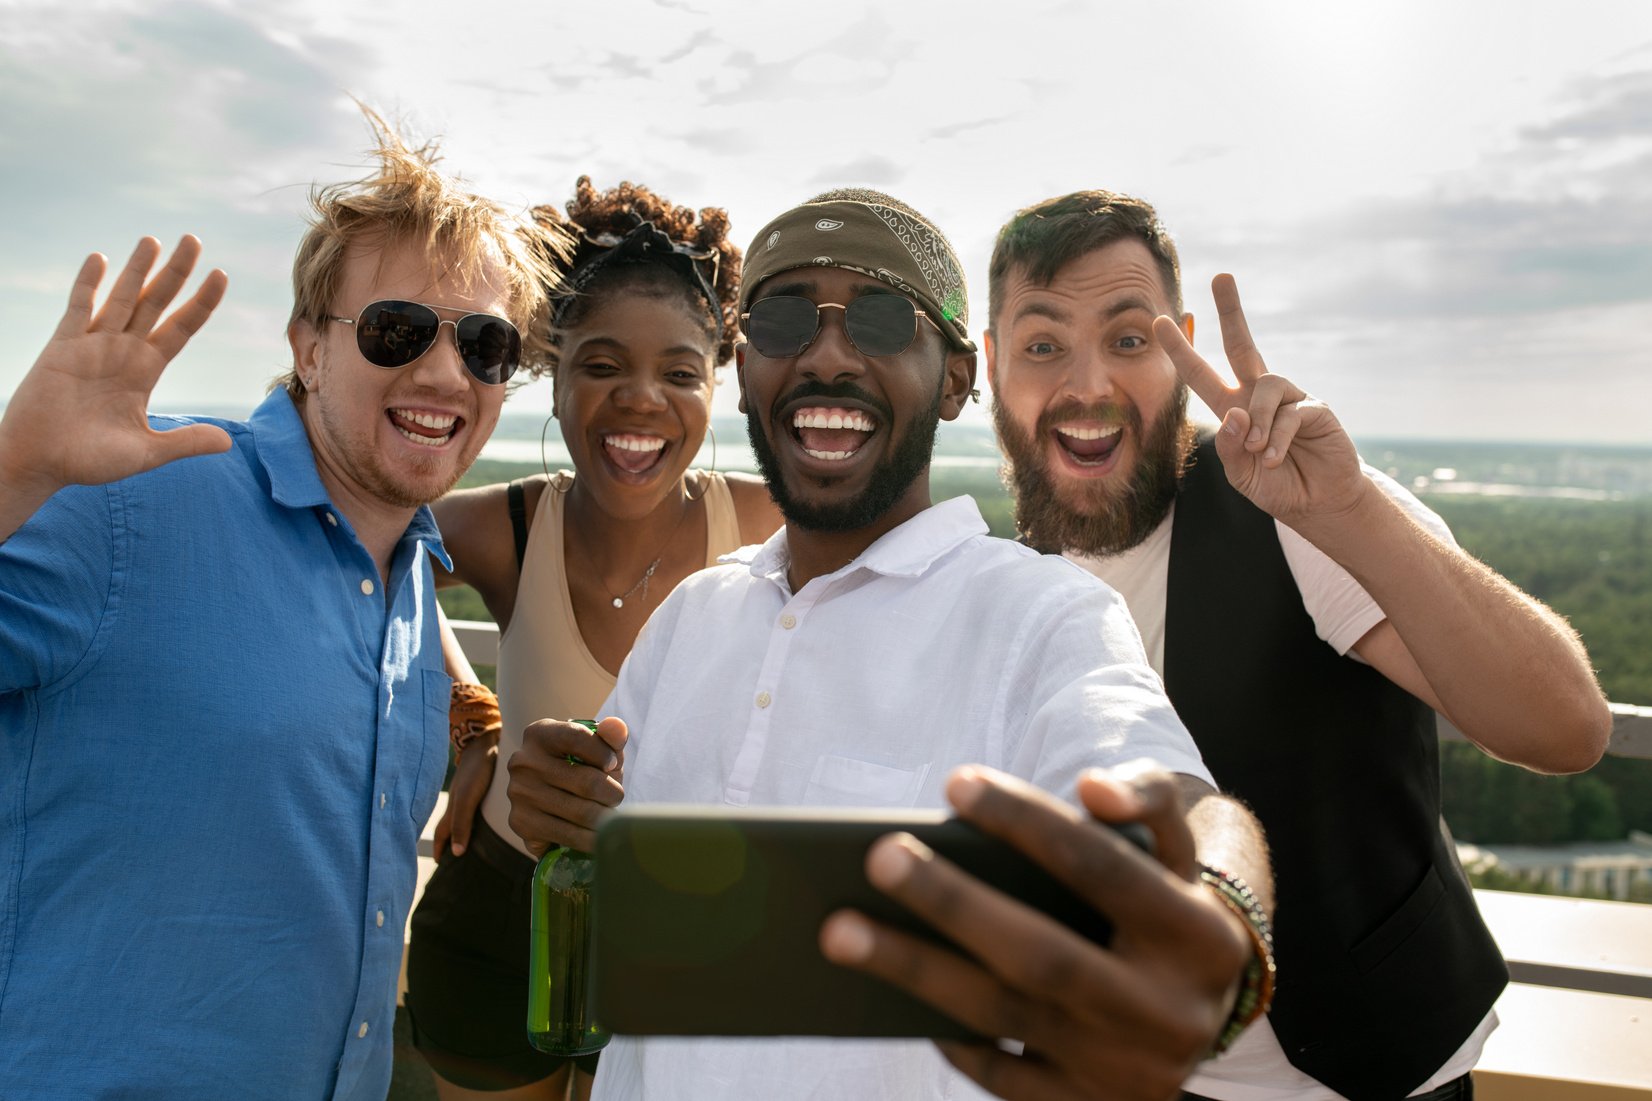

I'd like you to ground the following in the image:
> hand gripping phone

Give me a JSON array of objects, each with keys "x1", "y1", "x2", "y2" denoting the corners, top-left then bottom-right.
[{"x1": 589, "y1": 804, "x2": 1153, "y2": 1039}]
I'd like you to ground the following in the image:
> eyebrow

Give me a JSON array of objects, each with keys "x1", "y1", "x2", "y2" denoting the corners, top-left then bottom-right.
[
  {"x1": 1011, "y1": 294, "x2": 1159, "y2": 326},
  {"x1": 576, "y1": 336, "x2": 707, "y2": 360}
]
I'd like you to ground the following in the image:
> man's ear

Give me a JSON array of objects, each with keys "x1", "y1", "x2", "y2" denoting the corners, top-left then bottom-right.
[
  {"x1": 983, "y1": 329, "x2": 998, "y2": 391},
  {"x1": 735, "y1": 340, "x2": 749, "y2": 414},
  {"x1": 287, "y1": 318, "x2": 321, "y2": 391},
  {"x1": 938, "y1": 349, "x2": 978, "y2": 423}
]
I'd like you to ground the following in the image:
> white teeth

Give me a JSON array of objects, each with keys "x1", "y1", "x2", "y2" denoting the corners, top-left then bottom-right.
[
  {"x1": 603, "y1": 435, "x2": 667, "y2": 453},
  {"x1": 395, "y1": 425, "x2": 451, "y2": 447},
  {"x1": 393, "y1": 409, "x2": 458, "y2": 431},
  {"x1": 1056, "y1": 424, "x2": 1121, "y2": 442},
  {"x1": 792, "y1": 409, "x2": 873, "y2": 431},
  {"x1": 803, "y1": 448, "x2": 854, "y2": 461}
]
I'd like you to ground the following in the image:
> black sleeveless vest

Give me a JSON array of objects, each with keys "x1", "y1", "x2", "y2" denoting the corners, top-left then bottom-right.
[{"x1": 1163, "y1": 437, "x2": 1507, "y2": 1100}]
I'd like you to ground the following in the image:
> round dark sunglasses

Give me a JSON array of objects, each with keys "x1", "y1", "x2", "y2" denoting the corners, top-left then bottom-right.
[
  {"x1": 740, "y1": 294, "x2": 943, "y2": 359},
  {"x1": 327, "y1": 299, "x2": 522, "y2": 385}
]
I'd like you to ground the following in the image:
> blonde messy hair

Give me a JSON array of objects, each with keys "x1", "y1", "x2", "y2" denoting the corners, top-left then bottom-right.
[{"x1": 280, "y1": 106, "x2": 572, "y2": 399}]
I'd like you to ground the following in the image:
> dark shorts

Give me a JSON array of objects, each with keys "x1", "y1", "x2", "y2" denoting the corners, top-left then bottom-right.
[{"x1": 406, "y1": 816, "x2": 601, "y2": 1090}]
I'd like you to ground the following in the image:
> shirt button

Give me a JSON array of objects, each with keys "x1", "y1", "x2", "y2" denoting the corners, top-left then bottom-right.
[
  {"x1": 325, "y1": 512, "x2": 338, "y2": 527},
  {"x1": 357, "y1": 1021, "x2": 370, "y2": 1038},
  {"x1": 375, "y1": 910, "x2": 385, "y2": 928},
  {"x1": 755, "y1": 691, "x2": 771, "y2": 709},
  {"x1": 779, "y1": 613, "x2": 797, "y2": 629},
  {"x1": 380, "y1": 792, "x2": 387, "y2": 808},
  {"x1": 360, "y1": 578, "x2": 375, "y2": 596}
]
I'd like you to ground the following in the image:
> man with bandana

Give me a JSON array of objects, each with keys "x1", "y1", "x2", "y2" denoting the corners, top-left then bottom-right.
[
  {"x1": 979, "y1": 190, "x2": 1611, "y2": 1101},
  {"x1": 507, "y1": 189, "x2": 1279, "y2": 1101}
]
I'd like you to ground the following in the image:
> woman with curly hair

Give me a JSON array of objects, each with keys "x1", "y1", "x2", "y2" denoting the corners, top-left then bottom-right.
[{"x1": 404, "y1": 178, "x2": 780, "y2": 1100}]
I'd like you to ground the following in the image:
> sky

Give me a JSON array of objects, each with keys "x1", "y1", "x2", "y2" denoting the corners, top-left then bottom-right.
[{"x1": 1, "y1": 0, "x2": 1649, "y2": 444}]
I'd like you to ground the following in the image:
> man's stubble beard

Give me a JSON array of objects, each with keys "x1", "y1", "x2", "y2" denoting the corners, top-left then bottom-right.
[{"x1": 994, "y1": 384, "x2": 1195, "y2": 557}]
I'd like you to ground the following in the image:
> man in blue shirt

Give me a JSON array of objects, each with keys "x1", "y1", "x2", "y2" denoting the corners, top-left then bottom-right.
[{"x1": 0, "y1": 119, "x2": 566, "y2": 1099}]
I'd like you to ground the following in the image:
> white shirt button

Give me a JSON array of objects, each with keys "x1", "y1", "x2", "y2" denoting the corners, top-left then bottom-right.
[
  {"x1": 325, "y1": 512, "x2": 338, "y2": 527},
  {"x1": 380, "y1": 792, "x2": 387, "y2": 808},
  {"x1": 360, "y1": 578, "x2": 375, "y2": 596},
  {"x1": 375, "y1": 910, "x2": 385, "y2": 928},
  {"x1": 357, "y1": 1021, "x2": 369, "y2": 1038},
  {"x1": 779, "y1": 613, "x2": 797, "y2": 629},
  {"x1": 755, "y1": 691, "x2": 771, "y2": 709}
]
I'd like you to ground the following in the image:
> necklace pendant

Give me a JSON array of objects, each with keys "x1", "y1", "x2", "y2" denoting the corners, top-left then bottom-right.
[{"x1": 612, "y1": 597, "x2": 624, "y2": 609}]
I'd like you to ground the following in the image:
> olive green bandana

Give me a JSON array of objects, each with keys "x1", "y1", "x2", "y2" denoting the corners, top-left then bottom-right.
[{"x1": 739, "y1": 199, "x2": 975, "y2": 352}]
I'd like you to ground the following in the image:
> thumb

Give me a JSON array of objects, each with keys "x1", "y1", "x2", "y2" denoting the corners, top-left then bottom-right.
[{"x1": 149, "y1": 424, "x2": 233, "y2": 469}]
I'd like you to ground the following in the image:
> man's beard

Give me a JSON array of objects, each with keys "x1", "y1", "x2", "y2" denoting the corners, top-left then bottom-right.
[
  {"x1": 746, "y1": 379, "x2": 943, "y2": 533},
  {"x1": 993, "y1": 385, "x2": 1195, "y2": 556}
]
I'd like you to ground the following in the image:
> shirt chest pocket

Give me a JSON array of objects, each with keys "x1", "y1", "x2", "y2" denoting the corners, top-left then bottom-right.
[
  {"x1": 411, "y1": 667, "x2": 453, "y2": 826},
  {"x1": 804, "y1": 754, "x2": 930, "y2": 808}
]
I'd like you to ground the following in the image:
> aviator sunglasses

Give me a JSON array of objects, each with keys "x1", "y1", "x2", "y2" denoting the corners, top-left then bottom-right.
[
  {"x1": 741, "y1": 294, "x2": 944, "y2": 359},
  {"x1": 327, "y1": 300, "x2": 522, "y2": 385}
]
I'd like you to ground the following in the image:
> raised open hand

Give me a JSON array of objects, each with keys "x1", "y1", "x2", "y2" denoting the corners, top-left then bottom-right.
[
  {"x1": 1152, "y1": 274, "x2": 1366, "y2": 524},
  {"x1": 0, "y1": 237, "x2": 232, "y2": 507}
]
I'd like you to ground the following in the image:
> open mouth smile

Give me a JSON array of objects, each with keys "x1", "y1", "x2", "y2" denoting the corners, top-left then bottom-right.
[
  {"x1": 1052, "y1": 422, "x2": 1124, "y2": 470},
  {"x1": 791, "y1": 405, "x2": 878, "y2": 462},
  {"x1": 601, "y1": 433, "x2": 671, "y2": 478},
  {"x1": 389, "y1": 407, "x2": 460, "y2": 448}
]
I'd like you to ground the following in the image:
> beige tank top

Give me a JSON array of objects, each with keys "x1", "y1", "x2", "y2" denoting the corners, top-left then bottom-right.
[{"x1": 479, "y1": 470, "x2": 745, "y2": 855}]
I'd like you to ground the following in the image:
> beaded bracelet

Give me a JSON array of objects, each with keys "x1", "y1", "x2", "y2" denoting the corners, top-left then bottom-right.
[
  {"x1": 1197, "y1": 864, "x2": 1277, "y2": 1057},
  {"x1": 449, "y1": 682, "x2": 502, "y2": 763}
]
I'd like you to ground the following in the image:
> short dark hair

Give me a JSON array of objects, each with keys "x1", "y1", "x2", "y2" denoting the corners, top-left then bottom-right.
[{"x1": 987, "y1": 191, "x2": 1183, "y2": 331}]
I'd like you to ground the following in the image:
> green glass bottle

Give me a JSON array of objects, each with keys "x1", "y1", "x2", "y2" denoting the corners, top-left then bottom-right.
[{"x1": 526, "y1": 721, "x2": 610, "y2": 1056}]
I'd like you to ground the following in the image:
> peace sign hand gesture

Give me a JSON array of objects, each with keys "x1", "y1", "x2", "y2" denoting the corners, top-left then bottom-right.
[
  {"x1": 1151, "y1": 274, "x2": 1367, "y2": 526},
  {"x1": 0, "y1": 237, "x2": 232, "y2": 526}
]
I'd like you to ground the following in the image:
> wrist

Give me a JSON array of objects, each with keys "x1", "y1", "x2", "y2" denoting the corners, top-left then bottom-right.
[
  {"x1": 450, "y1": 682, "x2": 502, "y2": 764},
  {"x1": 1198, "y1": 864, "x2": 1276, "y2": 1057}
]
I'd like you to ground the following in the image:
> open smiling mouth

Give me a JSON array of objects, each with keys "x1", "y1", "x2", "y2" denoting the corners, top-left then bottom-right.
[
  {"x1": 389, "y1": 408, "x2": 459, "y2": 448},
  {"x1": 602, "y1": 433, "x2": 670, "y2": 476},
  {"x1": 791, "y1": 406, "x2": 877, "y2": 462},
  {"x1": 1053, "y1": 423, "x2": 1123, "y2": 467}
]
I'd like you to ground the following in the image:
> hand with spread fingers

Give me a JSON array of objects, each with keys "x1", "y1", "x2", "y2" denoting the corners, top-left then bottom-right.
[
  {"x1": 506, "y1": 716, "x2": 628, "y2": 856},
  {"x1": 0, "y1": 236, "x2": 231, "y2": 541},
  {"x1": 821, "y1": 764, "x2": 1262, "y2": 1101},
  {"x1": 1152, "y1": 274, "x2": 1365, "y2": 525}
]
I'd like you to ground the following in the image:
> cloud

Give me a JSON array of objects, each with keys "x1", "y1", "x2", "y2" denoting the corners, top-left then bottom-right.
[{"x1": 806, "y1": 157, "x2": 905, "y2": 187}]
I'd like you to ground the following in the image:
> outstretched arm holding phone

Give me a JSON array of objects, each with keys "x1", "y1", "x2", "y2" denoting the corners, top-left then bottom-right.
[{"x1": 822, "y1": 764, "x2": 1271, "y2": 1101}]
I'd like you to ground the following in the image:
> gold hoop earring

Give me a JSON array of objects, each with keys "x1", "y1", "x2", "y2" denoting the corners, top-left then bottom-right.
[
  {"x1": 685, "y1": 424, "x2": 717, "y2": 502},
  {"x1": 540, "y1": 414, "x2": 555, "y2": 478}
]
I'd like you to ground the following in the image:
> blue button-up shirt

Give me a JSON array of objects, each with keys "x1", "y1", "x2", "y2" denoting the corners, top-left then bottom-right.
[{"x1": 0, "y1": 390, "x2": 451, "y2": 1100}]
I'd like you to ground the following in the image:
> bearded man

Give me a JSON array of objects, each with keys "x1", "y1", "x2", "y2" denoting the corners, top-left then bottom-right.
[
  {"x1": 984, "y1": 190, "x2": 1611, "y2": 1101},
  {"x1": 509, "y1": 189, "x2": 1279, "y2": 1101}
]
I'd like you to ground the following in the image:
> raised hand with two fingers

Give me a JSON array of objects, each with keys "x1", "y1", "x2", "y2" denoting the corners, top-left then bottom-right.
[{"x1": 1151, "y1": 274, "x2": 1366, "y2": 525}]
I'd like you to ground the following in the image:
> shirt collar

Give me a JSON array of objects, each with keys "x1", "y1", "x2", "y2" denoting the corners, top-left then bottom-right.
[
  {"x1": 732, "y1": 495, "x2": 988, "y2": 587},
  {"x1": 247, "y1": 389, "x2": 451, "y2": 571}
]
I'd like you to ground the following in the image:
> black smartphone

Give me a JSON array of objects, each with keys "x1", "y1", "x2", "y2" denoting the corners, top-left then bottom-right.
[{"x1": 590, "y1": 804, "x2": 1153, "y2": 1040}]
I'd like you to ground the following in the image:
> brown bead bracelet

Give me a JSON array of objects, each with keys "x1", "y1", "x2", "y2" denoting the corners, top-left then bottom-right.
[{"x1": 1198, "y1": 863, "x2": 1277, "y2": 1057}]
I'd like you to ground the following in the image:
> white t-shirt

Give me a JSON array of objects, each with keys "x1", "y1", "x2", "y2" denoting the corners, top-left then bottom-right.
[
  {"x1": 591, "y1": 495, "x2": 1211, "y2": 1101},
  {"x1": 1070, "y1": 466, "x2": 1495, "y2": 1101}
]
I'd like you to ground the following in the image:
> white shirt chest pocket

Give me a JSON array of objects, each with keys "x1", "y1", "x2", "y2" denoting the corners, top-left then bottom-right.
[{"x1": 804, "y1": 754, "x2": 930, "y2": 808}]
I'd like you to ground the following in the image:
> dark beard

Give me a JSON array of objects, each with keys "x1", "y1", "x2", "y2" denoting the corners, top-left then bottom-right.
[
  {"x1": 993, "y1": 386, "x2": 1194, "y2": 556},
  {"x1": 746, "y1": 378, "x2": 943, "y2": 533}
]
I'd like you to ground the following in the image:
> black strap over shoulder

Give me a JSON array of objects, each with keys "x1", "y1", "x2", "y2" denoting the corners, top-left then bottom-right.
[{"x1": 507, "y1": 479, "x2": 529, "y2": 571}]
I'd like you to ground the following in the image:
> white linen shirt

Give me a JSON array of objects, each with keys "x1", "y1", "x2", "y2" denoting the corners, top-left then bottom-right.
[{"x1": 591, "y1": 495, "x2": 1211, "y2": 1101}]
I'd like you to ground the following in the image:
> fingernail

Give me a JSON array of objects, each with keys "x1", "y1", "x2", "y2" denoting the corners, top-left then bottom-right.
[
  {"x1": 451, "y1": 843, "x2": 466, "y2": 856},
  {"x1": 1223, "y1": 417, "x2": 1242, "y2": 437},
  {"x1": 1264, "y1": 447, "x2": 1278, "y2": 460},
  {"x1": 1247, "y1": 426, "x2": 1263, "y2": 443},
  {"x1": 949, "y1": 769, "x2": 986, "y2": 812},
  {"x1": 824, "y1": 912, "x2": 874, "y2": 962},
  {"x1": 867, "y1": 834, "x2": 923, "y2": 888}
]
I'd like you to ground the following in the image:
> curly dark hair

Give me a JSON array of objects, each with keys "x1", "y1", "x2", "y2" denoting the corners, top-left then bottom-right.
[{"x1": 527, "y1": 176, "x2": 742, "y2": 379}]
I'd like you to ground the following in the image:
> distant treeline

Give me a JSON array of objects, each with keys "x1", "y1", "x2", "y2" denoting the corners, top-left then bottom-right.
[{"x1": 440, "y1": 460, "x2": 1652, "y2": 847}]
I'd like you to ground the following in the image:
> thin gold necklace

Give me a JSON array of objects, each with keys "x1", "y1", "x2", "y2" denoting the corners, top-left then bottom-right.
[{"x1": 571, "y1": 491, "x2": 696, "y2": 610}]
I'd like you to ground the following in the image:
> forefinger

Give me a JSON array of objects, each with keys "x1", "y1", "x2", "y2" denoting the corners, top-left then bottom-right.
[{"x1": 1152, "y1": 314, "x2": 1231, "y2": 418}]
